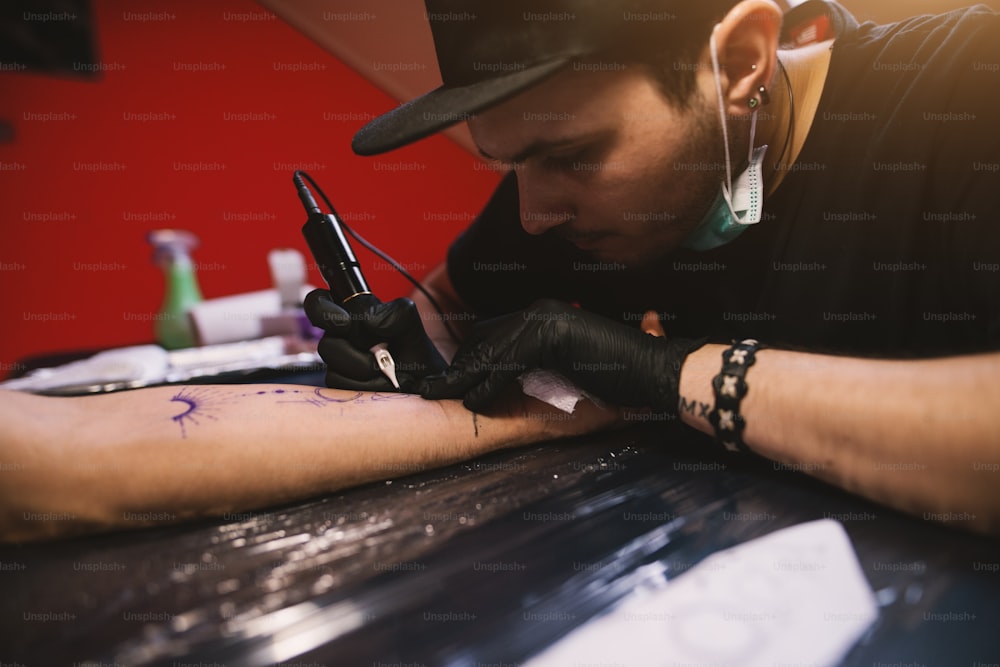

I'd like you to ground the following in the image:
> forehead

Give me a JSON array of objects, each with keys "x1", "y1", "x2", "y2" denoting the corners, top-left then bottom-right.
[{"x1": 468, "y1": 65, "x2": 665, "y2": 153}]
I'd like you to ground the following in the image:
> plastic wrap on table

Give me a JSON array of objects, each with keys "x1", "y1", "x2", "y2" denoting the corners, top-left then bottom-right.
[{"x1": 2, "y1": 423, "x2": 998, "y2": 666}]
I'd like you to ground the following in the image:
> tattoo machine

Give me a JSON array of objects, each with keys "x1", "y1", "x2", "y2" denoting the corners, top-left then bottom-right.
[{"x1": 293, "y1": 172, "x2": 400, "y2": 389}]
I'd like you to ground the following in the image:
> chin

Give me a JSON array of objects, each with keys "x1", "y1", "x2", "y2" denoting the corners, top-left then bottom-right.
[
  {"x1": 580, "y1": 248, "x2": 642, "y2": 270},
  {"x1": 594, "y1": 242, "x2": 676, "y2": 270},
  {"x1": 566, "y1": 230, "x2": 681, "y2": 268}
]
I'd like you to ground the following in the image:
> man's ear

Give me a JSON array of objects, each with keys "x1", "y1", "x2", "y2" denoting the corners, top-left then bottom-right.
[{"x1": 708, "y1": 0, "x2": 783, "y2": 118}]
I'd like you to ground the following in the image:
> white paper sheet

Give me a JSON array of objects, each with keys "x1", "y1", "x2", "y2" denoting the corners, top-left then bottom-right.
[
  {"x1": 526, "y1": 519, "x2": 878, "y2": 667},
  {"x1": 519, "y1": 369, "x2": 593, "y2": 413}
]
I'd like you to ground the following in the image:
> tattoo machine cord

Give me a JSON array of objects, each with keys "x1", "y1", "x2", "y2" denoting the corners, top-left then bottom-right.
[
  {"x1": 293, "y1": 170, "x2": 462, "y2": 346},
  {"x1": 775, "y1": 59, "x2": 795, "y2": 169}
]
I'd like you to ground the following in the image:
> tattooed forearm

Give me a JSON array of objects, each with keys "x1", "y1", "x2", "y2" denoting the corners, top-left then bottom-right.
[
  {"x1": 678, "y1": 395, "x2": 711, "y2": 420},
  {"x1": 169, "y1": 387, "x2": 225, "y2": 438},
  {"x1": 168, "y1": 387, "x2": 416, "y2": 438},
  {"x1": 245, "y1": 387, "x2": 363, "y2": 407},
  {"x1": 244, "y1": 387, "x2": 415, "y2": 405}
]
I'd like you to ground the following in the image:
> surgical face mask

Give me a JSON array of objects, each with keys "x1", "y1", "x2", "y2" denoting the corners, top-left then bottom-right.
[{"x1": 682, "y1": 26, "x2": 767, "y2": 251}]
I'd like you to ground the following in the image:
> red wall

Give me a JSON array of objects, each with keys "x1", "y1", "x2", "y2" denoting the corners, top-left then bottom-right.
[{"x1": 0, "y1": 0, "x2": 499, "y2": 378}]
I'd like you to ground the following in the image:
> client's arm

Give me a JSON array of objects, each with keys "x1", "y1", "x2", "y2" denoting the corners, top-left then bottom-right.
[{"x1": 0, "y1": 385, "x2": 615, "y2": 542}]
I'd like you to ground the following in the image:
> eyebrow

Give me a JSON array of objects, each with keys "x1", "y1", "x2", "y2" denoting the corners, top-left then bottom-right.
[{"x1": 477, "y1": 130, "x2": 612, "y2": 165}]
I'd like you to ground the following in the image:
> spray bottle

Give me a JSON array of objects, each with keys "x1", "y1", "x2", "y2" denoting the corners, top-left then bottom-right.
[{"x1": 147, "y1": 229, "x2": 204, "y2": 349}]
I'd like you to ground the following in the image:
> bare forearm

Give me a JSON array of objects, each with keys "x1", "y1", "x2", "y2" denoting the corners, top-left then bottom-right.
[
  {"x1": 0, "y1": 385, "x2": 611, "y2": 541},
  {"x1": 679, "y1": 346, "x2": 1000, "y2": 532}
]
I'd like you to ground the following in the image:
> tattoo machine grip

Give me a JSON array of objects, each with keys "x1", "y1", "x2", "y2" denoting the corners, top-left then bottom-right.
[
  {"x1": 295, "y1": 173, "x2": 399, "y2": 389},
  {"x1": 301, "y1": 211, "x2": 373, "y2": 307}
]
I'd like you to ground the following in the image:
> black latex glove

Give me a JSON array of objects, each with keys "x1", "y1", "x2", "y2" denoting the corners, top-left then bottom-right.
[
  {"x1": 420, "y1": 299, "x2": 706, "y2": 412},
  {"x1": 304, "y1": 289, "x2": 448, "y2": 393}
]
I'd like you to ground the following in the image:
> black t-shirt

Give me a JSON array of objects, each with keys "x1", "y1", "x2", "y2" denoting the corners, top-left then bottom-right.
[{"x1": 447, "y1": 1, "x2": 1000, "y2": 357}]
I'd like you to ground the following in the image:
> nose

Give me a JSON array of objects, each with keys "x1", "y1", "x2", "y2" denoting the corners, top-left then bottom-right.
[{"x1": 516, "y1": 167, "x2": 574, "y2": 235}]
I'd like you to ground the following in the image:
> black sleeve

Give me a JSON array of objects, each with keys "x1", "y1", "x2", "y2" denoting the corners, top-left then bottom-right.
[
  {"x1": 446, "y1": 172, "x2": 586, "y2": 320},
  {"x1": 742, "y1": 5, "x2": 1000, "y2": 356},
  {"x1": 877, "y1": 6, "x2": 1000, "y2": 351}
]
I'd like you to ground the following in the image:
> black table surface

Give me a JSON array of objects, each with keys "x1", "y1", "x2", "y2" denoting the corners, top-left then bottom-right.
[{"x1": 2, "y1": 370, "x2": 999, "y2": 666}]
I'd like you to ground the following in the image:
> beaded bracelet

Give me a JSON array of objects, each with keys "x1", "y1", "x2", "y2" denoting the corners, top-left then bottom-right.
[{"x1": 708, "y1": 338, "x2": 761, "y2": 453}]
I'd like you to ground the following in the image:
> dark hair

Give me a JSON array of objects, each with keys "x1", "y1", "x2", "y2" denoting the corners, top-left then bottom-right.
[{"x1": 594, "y1": 1, "x2": 738, "y2": 107}]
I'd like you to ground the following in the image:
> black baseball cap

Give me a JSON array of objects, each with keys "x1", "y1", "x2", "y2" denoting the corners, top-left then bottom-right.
[{"x1": 352, "y1": 0, "x2": 689, "y2": 156}]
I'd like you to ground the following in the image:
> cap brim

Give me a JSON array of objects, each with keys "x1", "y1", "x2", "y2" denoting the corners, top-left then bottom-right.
[{"x1": 352, "y1": 57, "x2": 573, "y2": 156}]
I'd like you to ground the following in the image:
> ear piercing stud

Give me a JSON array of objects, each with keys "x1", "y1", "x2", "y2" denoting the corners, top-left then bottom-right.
[{"x1": 749, "y1": 85, "x2": 770, "y2": 109}]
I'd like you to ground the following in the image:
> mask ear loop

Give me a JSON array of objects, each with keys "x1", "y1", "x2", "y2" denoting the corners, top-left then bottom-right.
[{"x1": 710, "y1": 25, "x2": 759, "y2": 207}]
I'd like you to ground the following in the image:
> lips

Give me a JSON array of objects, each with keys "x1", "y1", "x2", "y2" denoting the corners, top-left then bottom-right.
[
  {"x1": 571, "y1": 236, "x2": 608, "y2": 251},
  {"x1": 556, "y1": 227, "x2": 610, "y2": 250}
]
